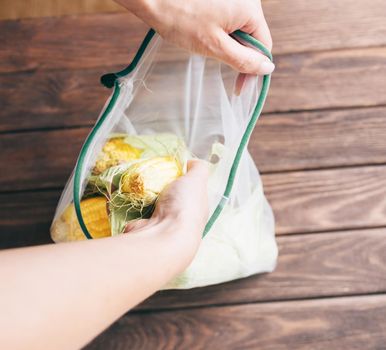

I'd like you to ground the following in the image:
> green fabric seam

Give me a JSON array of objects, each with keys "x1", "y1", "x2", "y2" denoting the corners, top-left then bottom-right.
[
  {"x1": 73, "y1": 82, "x2": 121, "y2": 239},
  {"x1": 100, "y1": 29, "x2": 156, "y2": 88},
  {"x1": 203, "y1": 73, "x2": 271, "y2": 236},
  {"x1": 73, "y1": 29, "x2": 272, "y2": 240}
]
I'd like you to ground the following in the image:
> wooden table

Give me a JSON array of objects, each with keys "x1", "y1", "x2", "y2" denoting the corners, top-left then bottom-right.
[{"x1": 1, "y1": 1, "x2": 386, "y2": 348}]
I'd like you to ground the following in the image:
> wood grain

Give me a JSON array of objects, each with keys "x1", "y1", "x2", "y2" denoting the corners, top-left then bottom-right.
[
  {"x1": 2, "y1": 106, "x2": 386, "y2": 191},
  {"x1": 267, "y1": 47, "x2": 386, "y2": 112},
  {"x1": 252, "y1": 106, "x2": 386, "y2": 172},
  {"x1": 267, "y1": 0, "x2": 386, "y2": 55},
  {"x1": 0, "y1": 191, "x2": 57, "y2": 249},
  {"x1": 0, "y1": 128, "x2": 88, "y2": 191},
  {"x1": 0, "y1": 14, "x2": 146, "y2": 74},
  {"x1": 2, "y1": 166, "x2": 386, "y2": 248},
  {"x1": 86, "y1": 294, "x2": 386, "y2": 350},
  {"x1": 0, "y1": 67, "x2": 111, "y2": 132},
  {"x1": 138, "y1": 228, "x2": 386, "y2": 310},
  {"x1": 0, "y1": 0, "x2": 121, "y2": 20},
  {"x1": 2, "y1": 47, "x2": 386, "y2": 133},
  {"x1": 2, "y1": 0, "x2": 386, "y2": 72},
  {"x1": 263, "y1": 165, "x2": 386, "y2": 234}
]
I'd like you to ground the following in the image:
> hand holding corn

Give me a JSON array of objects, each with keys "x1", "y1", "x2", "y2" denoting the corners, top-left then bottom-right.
[
  {"x1": 51, "y1": 134, "x2": 195, "y2": 241},
  {"x1": 125, "y1": 160, "x2": 209, "y2": 259}
]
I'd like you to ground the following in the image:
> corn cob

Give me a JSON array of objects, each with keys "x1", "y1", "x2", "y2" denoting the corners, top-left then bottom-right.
[
  {"x1": 51, "y1": 197, "x2": 111, "y2": 242},
  {"x1": 93, "y1": 137, "x2": 142, "y2": 175},
  {"x1": 120, "y1": 156, "x2": 182, "y2": 208}
]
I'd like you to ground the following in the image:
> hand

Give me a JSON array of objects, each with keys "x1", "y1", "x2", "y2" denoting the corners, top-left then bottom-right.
[
  {"x1": 124, "y1": 160, "x2": 209, "y2": 263},
  {"x1": 116, "y1": 0, "x2": 274, "y2": 75}
]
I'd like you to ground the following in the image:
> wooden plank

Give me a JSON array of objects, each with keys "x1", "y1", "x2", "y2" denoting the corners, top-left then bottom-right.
[
  {"x1": 1, "y1": 166, "x2": 386, "y2": 248},
  {"x1": 0, "y1": 128, "x2": 88, "y2": 191},
  {"x1": 252, "y1": 106, "x2": 386, "y2": 172},
  {"x1": 2, "y1": 106, "x2": 386, "y2": 191},
  {"x1": 267, "y1": 47, "x2": 386, "y2": 112},
  {"x1": 0, "y1": 14, "x2": 146, "y2": 74},
  {"x1": 86, "y1": 295, "x2": 386, "y2": 350},
  {"x1": 2, "y1": 0, "x2": 386, "y2": 72},
  {"x1": 267, "y1": 0, "x2": 386, "y2": 55},
  {"x1": 2, "y1": 47, "x2": 386, "y2": 132},
  {"x1": 0, "y1": 191, "x2": 57, "y2": 249},
  {"x1": 138, "y1": 228, "x2": 386, "y2": 310},
  {"x1": 0, "y1": 0, "x2": 121, "y2": 20},
  {"x1": 263, "y1": 165, "x2": 386, "y2": 235},
  {"x1": 0, "y1": 67, "x2": 111, "y2": 132}
]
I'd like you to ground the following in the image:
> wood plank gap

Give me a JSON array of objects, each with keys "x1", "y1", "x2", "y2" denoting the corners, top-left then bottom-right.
[
  {"x1": 0, "y1": 123, "x2": 93, "y2": 136},
  {"x1": 272, "y1": 43, "x2": 386, "y2": 59},
  {"x1": 132, "y1": 291, "x2": 386, "y2": 315},
  {"x1": 0, "y1": 186, "x2": 63, "y2": 196},
  {"x1": 268, "y1": 224, "x2": 386, "y2": 238},
  {"x1": 261, "y1": 162, "x2": 386, "y2": 176},
  {"x1": 261, "y1": 102, "x2": 386, "y2": 117}
]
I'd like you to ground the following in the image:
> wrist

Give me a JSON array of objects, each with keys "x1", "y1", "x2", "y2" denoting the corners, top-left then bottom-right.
[
  {"x1": 150, "y1": 214, "x2": 202, "y2": 273},
  {"x1": 115, "y1": 0, "x2": 158, "y2": 22}
]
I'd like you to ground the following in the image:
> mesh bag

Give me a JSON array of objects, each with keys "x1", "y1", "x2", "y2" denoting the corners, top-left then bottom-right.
[{"x1": 51, "y1": 29, "x2": 278, "y2": 289}]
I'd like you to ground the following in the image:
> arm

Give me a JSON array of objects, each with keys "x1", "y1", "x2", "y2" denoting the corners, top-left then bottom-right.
[
  {"x1": 0, "y1": 161, "x2": 208, "y2": 350},
  {"x1": 115, "y1": 0, "x2": 275, "y2": 75}
]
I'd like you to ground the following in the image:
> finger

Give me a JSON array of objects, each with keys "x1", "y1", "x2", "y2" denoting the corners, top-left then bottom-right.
[
  {"x1": 215, "y1": 32, "x2": 275, "y2": 75},
  {"x1": 242, "y1": 6, "x2": 273, "y2": 51},
  {"x1": 186, "y1": 159, "x2": 209, "y2": 180}
]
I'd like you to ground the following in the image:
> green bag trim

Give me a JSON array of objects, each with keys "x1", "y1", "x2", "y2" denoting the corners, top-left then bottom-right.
[
  {"x1": 73, "y1": 29, "x2": 272, "y2": 239},
  {"x1": 100, "y1": 29, "x2": 156, "y2": 88}
]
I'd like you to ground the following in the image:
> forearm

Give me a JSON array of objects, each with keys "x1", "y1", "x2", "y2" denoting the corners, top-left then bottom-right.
[
  {"x1": 114, "y1": 0, "x2": 154, "y2": 22},
  {"x1": 0, "y1": 218, "x2": 190, "y2": 350}
]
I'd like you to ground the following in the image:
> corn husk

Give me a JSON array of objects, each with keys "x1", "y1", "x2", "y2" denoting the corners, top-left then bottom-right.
[{"x1": 123, "y1": 134, "x2": 187, "y2": 159}]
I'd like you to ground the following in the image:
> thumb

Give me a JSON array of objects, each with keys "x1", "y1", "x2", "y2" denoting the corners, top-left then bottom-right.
[
  {"x1": 185, "y1": 159, "x2": 209, "y2": 182},
  {"x1": 214, "y1": 32, "x2": 274, "y2": 75}
]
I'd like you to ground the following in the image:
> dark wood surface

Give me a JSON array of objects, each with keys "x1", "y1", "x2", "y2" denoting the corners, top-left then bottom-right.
[
  {"x1": 2, "y1": 48, "x2": 386, "y2": 132},
  {"x1": 88, "y1": 295, "x2": 386, "y2": 350},
  {"x1": 1, "y1": 1, "x2": 386, "y2": 348},
  {"x1": 137, "y1": 228, "x2": 386, "y2": 311},
  {"x1": 263, "y1": 165, "x2": 386, "y2": 234}
]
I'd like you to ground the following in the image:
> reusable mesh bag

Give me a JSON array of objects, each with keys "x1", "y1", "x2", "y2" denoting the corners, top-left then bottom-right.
[{"x1": 51, "y1": 29, "x2": 278, "y2": 289}]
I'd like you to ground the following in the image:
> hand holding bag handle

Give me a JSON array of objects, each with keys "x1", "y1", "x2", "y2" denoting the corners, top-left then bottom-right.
[{"x1": 73, "y1": 29, "x2": 273, "y2": 239}]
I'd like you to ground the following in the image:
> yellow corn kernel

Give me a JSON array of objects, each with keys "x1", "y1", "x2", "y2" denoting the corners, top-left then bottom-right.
[
  {"x1": 93, "y1": 137, "x2": 142, "y2": 174},
  {"x1": 51, "y1": 197, "x2": 111, "y2": 242},
  {"x1": 120, "y1": 156, "x2": 182, "y2": 207}
]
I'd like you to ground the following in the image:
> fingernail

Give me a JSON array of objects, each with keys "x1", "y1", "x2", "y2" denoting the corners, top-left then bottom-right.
[{"x1": 260, "y1": 61, "x2": 275, "y2": 75}]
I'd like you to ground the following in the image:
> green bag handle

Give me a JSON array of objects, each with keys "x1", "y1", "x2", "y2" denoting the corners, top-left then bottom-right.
[{"x1": 73, "y1": 29, "x2": 273, "y2": 239}]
